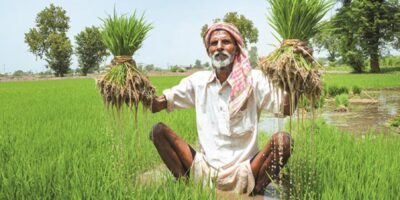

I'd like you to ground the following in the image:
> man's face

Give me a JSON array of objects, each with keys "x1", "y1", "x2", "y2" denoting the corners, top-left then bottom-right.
[{"x1": 208, "y1": 30, "x2": 238, "y2": 70}]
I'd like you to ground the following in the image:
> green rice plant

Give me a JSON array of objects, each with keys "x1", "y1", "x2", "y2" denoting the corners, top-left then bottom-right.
[
  {"x1": 286, "y1": 119, "x2": 400, "y2": 199},
  {"x1": 1, "y1": 79, "x2": 400, "y2": 199},
  {"x1": 390, "y1": 114, "x2": 400, "y2": 127},
  {"x1": 337, "y1": 86, "x2": 349, "y2": 95},
  {"x1": 352, "y1": 85, "x2": 362, "y2": 95},
  {"x1": 97, "y1": 9, "x2": 155, "y2": 112},
  {"x1": 328, "y1": 85, "x2": 349, "y2": 97},
  {"x1": 261, "y1": 0, "x2": 334, "y2": 112},
  {"x1": 335, "y1": 94, "x2": 349, "y2": 107},
  {"x1": 328, "y1": 85, "x2": 339, "y2": 96},
  {"x1": 324, "y1": 74, "x2": 400, "y2": 89}
]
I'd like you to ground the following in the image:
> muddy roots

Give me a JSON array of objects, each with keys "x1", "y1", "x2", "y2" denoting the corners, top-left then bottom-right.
[
  {"x1": 96, "y1": 56, "x2": 155, "y2": 111},
  {"x1": 260, "y1": 40, "x2": 322, "y2": 105}
]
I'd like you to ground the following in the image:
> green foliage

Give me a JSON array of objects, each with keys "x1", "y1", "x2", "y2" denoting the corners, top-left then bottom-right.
[
  {"x1": 248, "y1": 46, "x2": 259, "y2": 68},
  {"x1": 100, "y1": 10, "x2": 152, "y2": 56},
  {"x1": 24, "y1": 3, "x2": 72, "y2": 77},
  {"x1": 311, "y1": 22, "x2": 340, "y2": 62},
  {"x1": 335, "y1": 93, "x2": 349, "y2": 107},
  {"x1": 193, "y1": 59, "x2": 203, "y2": 69},
  {"x1": 266, "y1": 0, "x2": 334, "y2": 41},
  {"x1": 12, "y1": 70, "x2": 26, "y2": 77},
  {"x1": 332, "y1": 0, "x2": 400, "y2": 73},
  {"x1": 170, "y1": 65, "x2": 178, "y2": 72},
  {"x1": 75, "y1": 26, "x2": 109, "y2": 76},
  {"x1": 144, "y1": 64, "x2": 155, "y2": 71},
  {"x1": 201, "y1": 12, "x2": 258, "y2": 47},
  {"x1": 352, "y1": 85, "x2": 362, "y2": 95}
]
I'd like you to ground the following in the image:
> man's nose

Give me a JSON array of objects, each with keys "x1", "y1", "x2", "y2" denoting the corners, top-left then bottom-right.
[{"x1": 216, "y1": 41, "x2": 224, "y2": 50}]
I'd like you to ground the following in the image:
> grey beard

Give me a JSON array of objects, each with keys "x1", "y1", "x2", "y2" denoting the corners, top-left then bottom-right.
[{"x1": 210, "y1": 51, "x2": 234, "y2": 70}]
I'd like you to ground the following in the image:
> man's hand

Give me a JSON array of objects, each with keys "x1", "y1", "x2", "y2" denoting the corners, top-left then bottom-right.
[
  {"x1": 293, "y1": 41, "x2": 314, "y2": 62},
  {"x1": 151, "y1": 95, "x2": 167, "y2": 113}
]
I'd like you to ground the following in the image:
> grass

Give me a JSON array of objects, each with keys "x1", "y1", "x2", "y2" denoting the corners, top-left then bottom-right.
[
  {"x1": 1, "y1": 77, "x2": 399, "y2": 199},
  {"x1": 324, "y1": 73, "x2": 400, "y2": 89}
]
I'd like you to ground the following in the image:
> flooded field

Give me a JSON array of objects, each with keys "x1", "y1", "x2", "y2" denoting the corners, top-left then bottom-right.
[{"x1": 260, "y1": 90, "x2": 400, "y2": 134}]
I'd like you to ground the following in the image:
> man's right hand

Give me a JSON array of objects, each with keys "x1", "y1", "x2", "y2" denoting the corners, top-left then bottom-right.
[{"x1": 151, "y1": 95, "x2": 167, "y2": 113}]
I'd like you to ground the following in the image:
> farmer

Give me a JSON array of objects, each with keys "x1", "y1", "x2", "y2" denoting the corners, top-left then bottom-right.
[{"x1": 150, "y1": 22, "x2": 311, "y2": 195}]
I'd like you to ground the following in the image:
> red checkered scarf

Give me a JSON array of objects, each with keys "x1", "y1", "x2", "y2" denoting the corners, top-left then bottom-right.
[{"x1": 204, "y1": 22, "x2": 253, "y2": 120}]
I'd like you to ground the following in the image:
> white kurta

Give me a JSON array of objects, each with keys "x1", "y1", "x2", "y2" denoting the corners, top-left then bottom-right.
[{"x1": 163, "y1": 69, "x2": 284, "y2": 193}]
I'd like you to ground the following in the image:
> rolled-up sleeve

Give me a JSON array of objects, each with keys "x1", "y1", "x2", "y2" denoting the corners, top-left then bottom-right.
[
  {"x1": 162, "y1": 76, "x2": 196, "y2": 112},
  {"x1": 254, "y1": 71, "x2": 285, "y2": 117}
]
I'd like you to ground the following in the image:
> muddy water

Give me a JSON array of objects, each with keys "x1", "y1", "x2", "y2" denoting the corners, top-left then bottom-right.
[{"x1": 259, "y1": 90, "x2": 400, "y2": 134}]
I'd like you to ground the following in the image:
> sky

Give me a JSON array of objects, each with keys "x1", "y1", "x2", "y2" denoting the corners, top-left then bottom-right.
[{"x1": 0, "y1": 0, "x2": 339, "y2": 73}]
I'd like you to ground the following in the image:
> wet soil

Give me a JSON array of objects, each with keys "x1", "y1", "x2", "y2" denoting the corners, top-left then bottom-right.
[{"x1": 260, "y1": 90, "x2": 400, "y2": 134}]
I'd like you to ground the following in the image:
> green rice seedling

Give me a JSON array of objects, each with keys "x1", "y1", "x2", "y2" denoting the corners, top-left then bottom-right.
[
  {"x1": 261, "y1": 0, "x2": 334, "y2": 111},
  {"x1": 97, "y1": 10, "x2": 155, "y2": 112},
  {"x1": 328, "y1": 85, "x2": 339, "y2": 97},
  {"x1": 335, "y1": 94, "x2": 349, "y2": 107},
  {"x1": 352, "y1": 85, "x2": 362, "y2": 95},
  {"x1": 337, "y1": 86, "x2": 349, "y2": 95},
  {"x1": 389, "y1": 114, "x2": 400, "y2": 127}
]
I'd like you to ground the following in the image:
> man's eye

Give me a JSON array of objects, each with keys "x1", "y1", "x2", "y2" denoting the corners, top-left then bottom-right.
[
  {"x1": 223, "y1": 40, "x2": 231, "y2": 45},
  {"x1": 210, "y1": 41, "x2": 218, "y2": 46}
]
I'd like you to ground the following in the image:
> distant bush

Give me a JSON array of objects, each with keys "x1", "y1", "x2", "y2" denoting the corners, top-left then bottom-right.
[
  {"x1": 335, "y1": 94, "x2": 349, "y2": 107},
  {"x1": 352, "y1": 85, "x2": 362, "y2": 95},
  {"x1": 177, "y1": 68, "x2": 185, "y2": 73},
  {"x1": 170, "y1": 66, "x2": 178, "y2": 72},
  {"x1": 13, "y1": 70, "x2": 26, "y2": 77}
]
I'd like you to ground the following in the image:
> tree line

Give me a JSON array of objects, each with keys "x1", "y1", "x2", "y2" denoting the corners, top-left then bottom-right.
[
  {"x1": 25, "y1": 2, "x2": 399, "y2": 77},
  {"x1": 312, "y1": 0, "x2": 400, "y2": 73}
]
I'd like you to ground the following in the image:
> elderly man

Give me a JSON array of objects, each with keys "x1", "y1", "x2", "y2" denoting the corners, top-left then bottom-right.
[{"x1": 150, "y1": 22, "x2": 308, "y2": 195}]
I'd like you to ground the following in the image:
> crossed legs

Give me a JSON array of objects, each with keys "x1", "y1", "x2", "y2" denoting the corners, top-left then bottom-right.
[{"x1": 150, "y1": 122, "x2": 293, "y2": 194}]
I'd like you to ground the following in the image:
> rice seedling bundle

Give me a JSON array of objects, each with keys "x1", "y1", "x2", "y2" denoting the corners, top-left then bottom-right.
[
  {"x1": 97, "y1": 10, "x2": 155, "y2": 113},
  {"x1": 261, "y1": 1, "x2": 334, "y2": 197},
  {"x1": 261, "y1": 0, "x2": 334, "y2": 109}
]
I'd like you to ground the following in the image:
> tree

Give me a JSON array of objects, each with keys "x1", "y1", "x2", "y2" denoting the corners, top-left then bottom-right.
[
  {"x1": 248, "y1": 46, "x2": 259, "y2": 68},
  {"x1": 332, "y1": 1, "x2": 365, "y2": 72},
  {"x1": 75, "y1": 26, "x2": 109, "y2": 76},
  {"x1": 204, "y1": 62, "x2": 210, "y2": 69},
  {"x1": 355, "y1": 0, "x2": 400, "y2": 73},
  {"x1": 194, "y1": 59, "x2": 203, "y2": 69},
  {"x1": 144, "y1": 64, "x2": 155, "y2": 71},
  {"x1": 201, "y1": 12, "x2": 259, "y2": 47},
  {"x1": 333, "y1": 0, "x2": 400, "y2": 73},
  {"x1": 24, "y1": 4, "x2": 72, "y2": 77},
  {"x1": 311, "y1": 22, "x2": 341, "y2": 62}
]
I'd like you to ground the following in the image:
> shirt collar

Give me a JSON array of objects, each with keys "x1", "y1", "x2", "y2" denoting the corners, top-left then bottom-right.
[{"x1": 206, "y1": 69, "x2": 233, "y2": 88}]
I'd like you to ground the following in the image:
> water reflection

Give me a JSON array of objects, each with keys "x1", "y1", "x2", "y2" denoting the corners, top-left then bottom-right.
[{"x1": 259, "y1": 90, "x2": 400, "y2": 134}]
